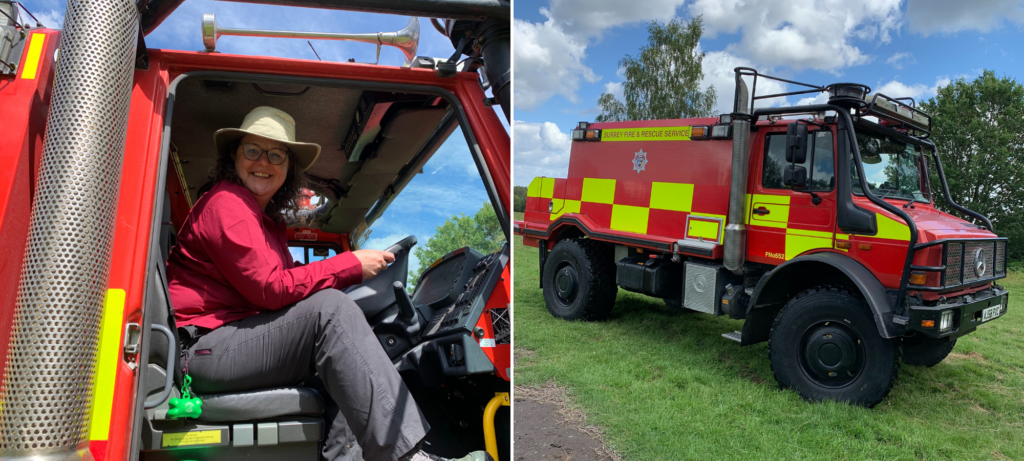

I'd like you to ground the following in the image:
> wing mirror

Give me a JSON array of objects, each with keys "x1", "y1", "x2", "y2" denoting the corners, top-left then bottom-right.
[
  {"x1": 786, "y1": 122, "x2": 808, "y2": 164},
  {"x1": 784, "y1": 165, "x2": 808, "y2": 188}
]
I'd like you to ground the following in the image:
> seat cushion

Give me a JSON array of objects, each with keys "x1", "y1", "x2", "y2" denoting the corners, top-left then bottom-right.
[{"x1": 197, "y1": 387, "x2": 324, "y2": 421}]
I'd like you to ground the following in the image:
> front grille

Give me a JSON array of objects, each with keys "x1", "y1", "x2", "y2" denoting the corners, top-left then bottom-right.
[
  {"x1": 944, "y1": 243, "x2": 962, "y2": 286},
  {"x1": 963, "y1": 241, "x2": 996, "y2": 283},
  {"x1": 995, "y1": 241, "x2": 1006, "y2": 276}
]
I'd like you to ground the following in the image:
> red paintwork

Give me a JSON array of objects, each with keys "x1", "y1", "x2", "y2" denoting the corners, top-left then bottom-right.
[
  {"x1": 474, "y1": 264, "x2": 511, "y2": 381},
  {"x1": 513, "y1": 116, "x2": 1000, "y2": 295},
  {"x1": 0, "y1": 42, "x2": 509, "y2": 460}
]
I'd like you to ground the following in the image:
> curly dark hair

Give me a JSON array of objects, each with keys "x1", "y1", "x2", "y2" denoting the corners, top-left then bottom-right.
[{"x1": 211, "y1": 137, "x2": 305, "y2": 220}]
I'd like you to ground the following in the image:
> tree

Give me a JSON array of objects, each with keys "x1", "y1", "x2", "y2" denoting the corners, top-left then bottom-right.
[
  {"x1": 410, "y1": 202, "x2": 506, "y2": 287},
  {"x1": 921, "y1": 70, "x2": 1024, "y2": 262},
  {"x1": 597, "y1": 16, "x2": 716, "y2": 122},
  {"x1": 513, "y1": 186, "x2": 528, "y2": 212}
]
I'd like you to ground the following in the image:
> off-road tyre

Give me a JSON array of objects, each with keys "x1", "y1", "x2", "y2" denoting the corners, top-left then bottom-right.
[
  {"x1": 542, "y1": 238, "x2": 617, "y2": 321},
  {"x1": 768, "y1": 286, "x2": 899, "y2": 408},
  {"x1": 902, "y1": 335, "x2": 956, "y2": 367}
]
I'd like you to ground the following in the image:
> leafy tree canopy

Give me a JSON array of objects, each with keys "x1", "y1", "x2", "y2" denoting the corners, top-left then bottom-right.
[
  {"x1": 921, "y1": 70, "x2": 1024, "y2": 261},
  {"x1": 513, "y1": 185, "x2": 527, "y2": 212},
  {"x1": 410, "y1": 202, "x2": 506, "y2": 287},
  {"x1": 597, "y1": 16, "x2": 716, "y2": 122}
]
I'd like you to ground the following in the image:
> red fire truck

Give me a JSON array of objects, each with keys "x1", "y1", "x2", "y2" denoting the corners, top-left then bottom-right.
[
  {"x1": 514, "y1": 68, "x2": 1010, "y2": 408},
  {"x1": 0, "y1": 0, "x2": 510, "y2": 459}
]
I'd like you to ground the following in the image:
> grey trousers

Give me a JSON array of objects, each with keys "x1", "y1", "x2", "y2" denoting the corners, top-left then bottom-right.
[{"x1": 184, "y1": 289, "x2": 430, "y2": 461}]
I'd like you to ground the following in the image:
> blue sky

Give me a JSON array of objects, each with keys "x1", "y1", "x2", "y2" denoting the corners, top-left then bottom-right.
[
  {"x1": 513, "y1": 0, "x2": 1024, "y2": 186},
  {"x1": 16, "y1": 0, "x2": 496, "y2": 280}
]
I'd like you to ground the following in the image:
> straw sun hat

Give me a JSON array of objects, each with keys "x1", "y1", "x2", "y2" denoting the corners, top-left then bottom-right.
[{"x1": 214, "y1": 106, "x2": 321, "y2": 172}]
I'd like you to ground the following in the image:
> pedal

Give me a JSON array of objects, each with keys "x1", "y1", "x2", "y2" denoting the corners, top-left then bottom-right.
[{"x1": 722, "y1": 331, "x2": 742, "y2": 343}]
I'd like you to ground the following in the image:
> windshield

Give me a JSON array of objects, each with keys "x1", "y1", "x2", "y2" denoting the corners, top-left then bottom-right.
[{"x1": 851, "y1": 131, "x2": 930, "y2": 203}]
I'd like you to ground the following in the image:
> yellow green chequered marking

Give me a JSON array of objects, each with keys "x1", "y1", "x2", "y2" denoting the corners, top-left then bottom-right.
[
  {"x1": 610, "y1": 204, "x2": 650, "y2": 234},
  {"x1": 650, "y1": 182, "x2": 694, "y2": 212},
  {"x1": 581, "y1": 178, "x2": 616, "y2": 204}
]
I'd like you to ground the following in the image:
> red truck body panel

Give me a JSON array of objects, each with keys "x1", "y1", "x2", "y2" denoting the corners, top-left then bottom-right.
[{"x1": 515, "y1": 116, "x2": 996, "y2": 295}]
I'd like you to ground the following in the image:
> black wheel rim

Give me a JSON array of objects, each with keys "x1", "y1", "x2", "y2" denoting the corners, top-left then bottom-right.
[
  {"x1": 552, "y1": 261, "x2": 580, "y2": 307},
  {"x1": 798, "y1": 321, "x2": 865, "y2": 388}
]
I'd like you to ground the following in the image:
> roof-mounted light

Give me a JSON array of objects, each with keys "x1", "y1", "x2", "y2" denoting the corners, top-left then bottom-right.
[
  {"x1": 825, "y1": 83, "x2": 871, "y2": 109},
  {"x1": 866, "y1": 94, "x2": 932, "y2": 134}
]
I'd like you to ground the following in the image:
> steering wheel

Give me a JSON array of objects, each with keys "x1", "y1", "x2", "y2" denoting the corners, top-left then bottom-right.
[
  {"x1": 384, "y1": 235, "x2": 418, "y2": 256},
  {"x1": 345, "y1": 235, "x2": 417, "y2": 318}
]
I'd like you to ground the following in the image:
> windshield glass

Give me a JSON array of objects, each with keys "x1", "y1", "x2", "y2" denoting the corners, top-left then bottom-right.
[{"x1": 851, "y1": 131, "x2": 930, "y2": 202}]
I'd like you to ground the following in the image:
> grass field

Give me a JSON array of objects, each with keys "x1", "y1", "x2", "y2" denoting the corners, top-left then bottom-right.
[{"x1": 512, "y1": 229, "x2": 1024, "y2": 460}]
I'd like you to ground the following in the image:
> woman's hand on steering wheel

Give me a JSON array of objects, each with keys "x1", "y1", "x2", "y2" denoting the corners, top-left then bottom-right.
[{"x1": 351, "y1": 249, "x2": 395, "y2": 281}]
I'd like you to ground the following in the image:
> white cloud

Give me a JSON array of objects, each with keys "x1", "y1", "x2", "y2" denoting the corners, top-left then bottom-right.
[
  {"x1": 906, "y1": 0, "x2": 1024, "y2": 35},
  {"x1": 603, "y1": 81, "x2": 624, "y2": 99},
  {"x1": 513, "y1": 13, "x2": 600, "y2": 110},
  {"x1": 545, "y1": 0, "x2": 686, "y2": 38},
  {"x1": 690, "y1": 0, "x2": 902, "y2": 73},
  {"x1": 514, "y1": 1, "x2": 690, "y2": 110},
  {"x1": 873, "y1": 76, "x2": 953, "y2": 102},
  {"x1": 34, "y1": 9, "x2": 63, "y2": 29},
  {"x1": 700, "y1": 51, "x2": 789, "y2": 115},
  {"x1": 513, "y1": 120, "x2": 572, "y2": 186},
  {"x1": 885, "y1": 52, "x2": 915, "y2": 70}
]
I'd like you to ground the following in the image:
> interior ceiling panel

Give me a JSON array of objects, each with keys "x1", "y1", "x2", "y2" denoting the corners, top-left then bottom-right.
[
  {"x1": 170, "y1": 78, "x2": 361, "y2": 204},
  {"x1": 168, "y1": 77, "x2": 452, "y2": 238}
]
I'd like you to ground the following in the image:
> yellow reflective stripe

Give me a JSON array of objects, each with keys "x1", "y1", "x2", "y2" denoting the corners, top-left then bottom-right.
[
  {"x1": 745, "y1": 194, "x2": 753, "y2": 225},
  {"x1": 581, "y1": 178, "x2": 615, "y2": 204},
  {"x1": 20, "y1": 33, "x2": 46, "y2": 80},
  {"x1": 875, "y1": 213, "x2": 911, "y2": 241},
  {"x1": 785, "y1": 233, "x2": 833, "y2": 260},
  {"x1": 550, "y1": 199, "x2": 581, "y2": 220},
  {"x1": 610, "y1": 204, "x2": 649, "y2": 234},
  {"x1": 688, "y1": 219, "x2": 720, "y2": 240},
  {"x1": 787, "y1": 228, "x2": 833, "y2": 239},
  {"x1": 601, "y1": 126, "x2": 692, "y2": 141},
  {"x1": 90, "y1": 289, "x2": 126, "y2": 441},
  {"x1": 526, "y1": 177, "x2": 543, "y2": 197},
  {"x1": 649, "y1": 182, "x2": 693, "y2": 212}
]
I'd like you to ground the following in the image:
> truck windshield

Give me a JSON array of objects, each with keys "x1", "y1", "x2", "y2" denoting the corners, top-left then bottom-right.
[{"x1": 851, "y1": 131, "x2": 930, "y2": 203}]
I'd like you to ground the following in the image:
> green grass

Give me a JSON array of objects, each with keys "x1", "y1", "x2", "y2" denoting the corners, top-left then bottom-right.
[{"x1": 514, "y1": 235, "x2": 1024, "y2": 460}]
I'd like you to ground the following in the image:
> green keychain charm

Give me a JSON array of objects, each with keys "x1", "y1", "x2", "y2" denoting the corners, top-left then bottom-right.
[{"x1": 168, "y1": 374, "x2": 203, "y2": 419}]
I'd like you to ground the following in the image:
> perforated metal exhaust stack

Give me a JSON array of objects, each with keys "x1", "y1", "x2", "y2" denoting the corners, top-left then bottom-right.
[
  {"x1": 0, "y1": 0, "x2": 138, "y2": 458},
  {"x1": 724, "y1": 73, "x2": 751, "y2": 275}
]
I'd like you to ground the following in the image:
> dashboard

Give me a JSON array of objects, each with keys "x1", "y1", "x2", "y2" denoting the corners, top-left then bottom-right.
[{"x1": 414, "y1": 247, "x2": 505, "y2": 339}]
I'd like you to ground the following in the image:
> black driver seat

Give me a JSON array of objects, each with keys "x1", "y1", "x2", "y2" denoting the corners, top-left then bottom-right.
[{"x1": 139, "y1": 191, "x2": 325, "y2": 460}]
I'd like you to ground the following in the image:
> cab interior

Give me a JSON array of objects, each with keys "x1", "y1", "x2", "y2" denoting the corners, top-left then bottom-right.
[{"x1": 136, "y1": 74, "x2": 499, "y2": 461}]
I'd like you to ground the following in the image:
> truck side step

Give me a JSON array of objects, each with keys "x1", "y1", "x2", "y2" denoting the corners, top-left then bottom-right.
[{"x1": 722, "y1": 331, "x2": 742, "y2": 343}]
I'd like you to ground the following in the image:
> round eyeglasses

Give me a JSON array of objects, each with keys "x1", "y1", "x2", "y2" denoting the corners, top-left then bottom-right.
[{"x1": 241, "y1": 142, "x2": 290, "y2": 165}]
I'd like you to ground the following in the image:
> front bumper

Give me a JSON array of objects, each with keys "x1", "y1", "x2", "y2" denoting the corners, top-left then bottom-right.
[{"x1": 907, "y1": 286, "x2": 1009, "y2": 339}]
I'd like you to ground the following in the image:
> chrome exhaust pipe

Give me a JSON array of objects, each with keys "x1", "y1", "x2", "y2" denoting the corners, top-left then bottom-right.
[
  {"x1": 724, "y1": 72, "x2": 751, "y2": 275},
  {"x1": 0, "y1": 0, "x2": 138, "y2": 457}
]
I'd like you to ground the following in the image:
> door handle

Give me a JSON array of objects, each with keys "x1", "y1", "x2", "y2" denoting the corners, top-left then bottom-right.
[{"x1": 753, "y1": 207, "x2": 770, "y2": 216}]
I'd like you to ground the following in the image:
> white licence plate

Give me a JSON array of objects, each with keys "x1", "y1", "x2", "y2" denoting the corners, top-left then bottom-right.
[{"x1": 982, "y1": 305, "x2": 1002, "y2": 322}]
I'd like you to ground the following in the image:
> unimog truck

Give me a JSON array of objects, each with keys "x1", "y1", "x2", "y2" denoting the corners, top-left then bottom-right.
[
  {"x1": 0, "y1": 0, "x2": 510, "y2": 459},
  {"x1": 514, "y1": 68, "x2": 1009, "y2": 407}
]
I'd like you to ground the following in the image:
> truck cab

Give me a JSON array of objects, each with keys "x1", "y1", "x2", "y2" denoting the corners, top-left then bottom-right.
[
  {"x1": 0, "y1": 2, "x2": 510, "y2": 459},
  {"x1": 514, "y1": 68, "x2": 1008, "y2": 408}
]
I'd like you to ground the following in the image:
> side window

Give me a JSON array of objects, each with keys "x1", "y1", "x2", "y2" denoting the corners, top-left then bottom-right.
[
  {"x1": 761, "y1": 131, "x2": 834, "y2": 192},
  {"x1": 288, "y1": 246, "x2": 338, "y2": 265}
]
